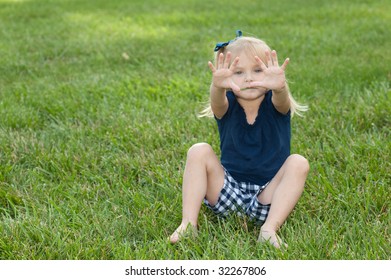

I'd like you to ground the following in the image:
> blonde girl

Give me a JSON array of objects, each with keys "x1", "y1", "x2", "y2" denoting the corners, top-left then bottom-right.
[{"x1": 170, "y1": 31, "x2": 309, "y2": 248}]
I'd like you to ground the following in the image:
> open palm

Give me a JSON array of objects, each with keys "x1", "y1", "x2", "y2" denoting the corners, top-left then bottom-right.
[
  {"x1": 249, "y1": 50, "x2": 289, "y2": 91},
  {"x1": 208, "y1": 52, "x2": 240, "y2": 92}
]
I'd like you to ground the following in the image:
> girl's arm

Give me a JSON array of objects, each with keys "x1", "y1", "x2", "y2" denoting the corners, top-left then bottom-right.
[
  {"x1": 208, "y1": 52, "x2": 240, "y2": 119},
  {"x1": 210, "y1": 84, "x2": 228, "y2": 119},
  {"x1": 250, "y1": 50, "x2": 291, "y2": 115},
  {"x1": 272, "y1": 84, "x2": 291, "y2": 115}
]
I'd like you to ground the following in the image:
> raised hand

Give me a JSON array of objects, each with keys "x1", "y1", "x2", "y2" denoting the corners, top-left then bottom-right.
[
  {"x1": 208, "y1": 52, "x2": 240, "y2": 93},
  {"x1": 249, "y1": 50, "x2": 289, "y2": 91}
]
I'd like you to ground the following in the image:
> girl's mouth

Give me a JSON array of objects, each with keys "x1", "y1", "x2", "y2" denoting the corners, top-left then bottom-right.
[{"x1": 240, "y1": 87, "x2": 256, "y2": 91}]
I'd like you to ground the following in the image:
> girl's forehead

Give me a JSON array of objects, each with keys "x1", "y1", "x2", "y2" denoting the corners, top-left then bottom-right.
[
  {"x1": 228, "y1": 44, "x2": 268, "y2": 61},
  {"x1": 235, "y1": 53, "x2": 259, "y2": 67}
]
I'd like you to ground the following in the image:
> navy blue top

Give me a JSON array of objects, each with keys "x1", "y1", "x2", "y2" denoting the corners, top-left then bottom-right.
[{"x1": 216, "y1": 90, "x2": 291, "y2": 186}]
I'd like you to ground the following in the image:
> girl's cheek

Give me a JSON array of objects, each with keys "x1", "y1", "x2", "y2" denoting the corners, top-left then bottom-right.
[
  {"x1": 232, "y1": 76, "x2": 243, "y2": 83},
  {"x1": 256, "y1": 72, "x2": 264, "y2": 78}
]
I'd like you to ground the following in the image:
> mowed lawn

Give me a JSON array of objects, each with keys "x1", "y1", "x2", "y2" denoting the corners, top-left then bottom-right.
[{"x1": 0, "y1": 0, "x2": 389, "y2": 259}]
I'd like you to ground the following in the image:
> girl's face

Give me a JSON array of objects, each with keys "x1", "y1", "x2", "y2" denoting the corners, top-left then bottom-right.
[{"x1": 230, "y1": 51, "x2": 267, "y2": 100}]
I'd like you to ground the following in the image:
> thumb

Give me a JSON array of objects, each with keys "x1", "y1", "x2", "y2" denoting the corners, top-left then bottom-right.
[
  {"x1": 229, "y1": 80, "x2": 241, "y2": 93},
  {"x1": 249, "y1": 81, "x2": 264, "y2": 88}
]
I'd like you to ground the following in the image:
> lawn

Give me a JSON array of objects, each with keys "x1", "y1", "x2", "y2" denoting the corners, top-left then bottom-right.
[{"x1": 0, "y1": 0, "x2": 390, "y2": 259}]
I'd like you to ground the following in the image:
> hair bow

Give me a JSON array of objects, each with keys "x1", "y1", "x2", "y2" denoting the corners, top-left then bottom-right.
[{"x1": 214, "y1": 30, "x2": 243, "y2": 52}]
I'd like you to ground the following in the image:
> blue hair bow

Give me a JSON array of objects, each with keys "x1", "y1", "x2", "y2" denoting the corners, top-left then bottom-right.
[{"x1": 214, "y1": 30, "x2": 243, "y2": 52}]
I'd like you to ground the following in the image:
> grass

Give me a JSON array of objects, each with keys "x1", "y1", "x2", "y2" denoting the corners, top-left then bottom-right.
[{"x1": 0, "y1": 0, "x2": 390, "y2": 259}]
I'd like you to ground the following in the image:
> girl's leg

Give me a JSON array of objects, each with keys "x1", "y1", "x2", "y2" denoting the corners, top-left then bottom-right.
[
  {"x1": 257, "y1": 154, "x2": 310, "y2": 248},
  {"x1": 170, "y1": 143, "x2": 225, "y2": 243}
]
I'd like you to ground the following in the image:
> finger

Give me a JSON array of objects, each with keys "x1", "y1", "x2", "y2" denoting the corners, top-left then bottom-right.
[
  {"x1": 254, "y1": 56, "x2": 267, "y2": 70},
  {"x1": 271, "y1": 50, "x2": 279, "y2": 66},
  {"x1": 223, "y1": 52, "x2": 231, "y2": 69},
  {"x1": 217, "y1": 52, "x2": 224, "y2": 69},
  {"x1": 281, "y1": 58, "x2": 289, "y2": 71},
  {"x1": 208, "y1": 61, "x2": 216, "y2": 73},
  {"x1": 248, "y1": 81, "x2": 264, "y2": 88},
  {"x1": 230, "y1": 80, "x2": 241, "y2": 93},
  {"x1": 265, "y1": 50, "x2": 272, "y2": 67},
  {"x1": 229, "y1": 56, "x2": 240, "y2": 71}
]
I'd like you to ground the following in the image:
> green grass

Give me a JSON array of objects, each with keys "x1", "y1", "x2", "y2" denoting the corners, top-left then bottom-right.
[{"x1": 0, "y1": 0, "x2": 390, "y2": 259}]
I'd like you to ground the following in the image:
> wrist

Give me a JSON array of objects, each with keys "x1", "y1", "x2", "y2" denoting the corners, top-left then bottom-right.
[
  {"x1": 211, "y1": 83, "x2": 223, "y2": 90},
  {"x1": 273, "y1": 82, "x2": 288, "y2": 94},
  {"x1": 210, "y1": 83, "x2": 226, "y2": 93}
]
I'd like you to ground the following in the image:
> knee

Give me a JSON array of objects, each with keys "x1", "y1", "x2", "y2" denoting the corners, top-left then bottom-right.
[
  {"x1": 187, "y1": 143, "x2": 214, "y2": 162},
  {"x1": 287, "y1": 154, "x2": 310, "y2": 176}
]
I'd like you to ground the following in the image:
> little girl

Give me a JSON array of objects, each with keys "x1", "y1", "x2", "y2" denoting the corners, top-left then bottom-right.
[{"x1": 170, "y1": 31, "x2": 310, "y2": 248}]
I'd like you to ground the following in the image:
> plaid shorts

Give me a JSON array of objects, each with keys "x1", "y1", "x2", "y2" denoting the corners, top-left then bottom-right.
[{"x1": 204, "y1": 168, "x2": 271, "y2": 225}]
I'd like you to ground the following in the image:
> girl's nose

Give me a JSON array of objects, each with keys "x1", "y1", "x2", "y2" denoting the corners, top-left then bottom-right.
[{"x1": 245, "y1": 74, "x2": 253, "y2": 82}]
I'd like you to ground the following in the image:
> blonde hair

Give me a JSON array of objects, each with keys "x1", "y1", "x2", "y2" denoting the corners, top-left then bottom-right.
[{"x1": 199, "y1": 36, "x2": 307, "y2": 118}]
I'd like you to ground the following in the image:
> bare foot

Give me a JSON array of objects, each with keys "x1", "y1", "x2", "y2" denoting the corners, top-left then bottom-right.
[
  {"x1": 258, "y1": 229, "x2": 288, "y2": 249},
  {"x1": 169, "y1": 223, "x2": 198, "y2": 244}
]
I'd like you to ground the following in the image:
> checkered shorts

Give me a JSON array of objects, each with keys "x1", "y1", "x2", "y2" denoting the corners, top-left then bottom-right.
[{"x1": 204, "y1": 168, "x2": 271, "y2": 225}]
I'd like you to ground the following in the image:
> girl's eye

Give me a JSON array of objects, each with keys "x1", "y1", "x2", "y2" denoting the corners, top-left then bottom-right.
[
  {"x1": 255, "y1": 69, "x2": 262, "y2": 73},
  {"x1": 234, "y1": 71, "x2": 243, "y2": 75}
]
